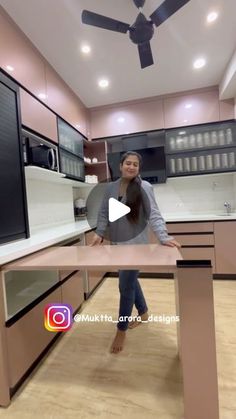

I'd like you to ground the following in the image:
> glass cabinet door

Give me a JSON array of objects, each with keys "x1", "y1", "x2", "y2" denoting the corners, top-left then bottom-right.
[
  {"x1": 165, "y1": 120, "x2": 236, "y2": 177},
  {"x1": 165, "y1": 121, "x2": 236, "y2": 154},
  {"x1": 60, "y1": 149, "x2": 85, "y2": 181},
  {"x1": 3, "y1": 270, "x2": 59, "y2": 320},
  {"x1": 166, "y1": 147, "x2": 236, "y2": 176},
  {"x1": 58, "y1": 118, "x2": 84, "y2": 158}
]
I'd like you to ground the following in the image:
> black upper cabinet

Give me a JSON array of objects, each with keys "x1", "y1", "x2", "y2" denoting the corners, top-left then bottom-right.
[
  {"x1": 0, "y1": 70, "x2": 29, "y2": 245},
  {"x1": 106, "y1": 130, "x2": 167, "y2": 184}
]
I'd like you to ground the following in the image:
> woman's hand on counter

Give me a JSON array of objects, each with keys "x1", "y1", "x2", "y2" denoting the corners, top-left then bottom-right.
[
  {"x1": 163, "y1": 239, "x2": 181, "y2": 248},
  {"x1": 90, "y1": 234, "x2": 103, "y2": 246}
]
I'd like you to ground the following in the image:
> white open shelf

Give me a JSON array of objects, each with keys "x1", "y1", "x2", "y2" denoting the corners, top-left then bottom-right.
[
  {"x1": 61, "y1": 178, "x2": 97, "y2": 187},
  {"x1": 25, "y1": 166, "x2": 66, "y2": 182},
  {"x1": 24, "y1": 166, "x2": 95, "y2": 187}
]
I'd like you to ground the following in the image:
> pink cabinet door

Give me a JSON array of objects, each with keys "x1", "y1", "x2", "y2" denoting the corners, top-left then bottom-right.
[
  {"x1": 6, "y1": 287, "x2": 61, "y2": 387},
  {"x1": 61, "y1": 272, "x2": 84, "y2": 313},
  {"x1": 0, "y1": 9, "x2": 46, "y2": 99},
  {"x1": 90, "y1": 99, "x2": 164, "y2": 138},
  {"x1": 20, "y1": 88, "x2": 58, "y2": 142},
  {"x1": 45, "y1": 63, "x2": 89, "y2": 137},
  {"x1": 164, "y1": 90, "x2": 220, "y2": 128},
  {"x1": 85, "y1": 230, "x2": 106, "y2": 292},
  {"x1": 214, "y1": 221, "x2": 236, "y2": 274}
]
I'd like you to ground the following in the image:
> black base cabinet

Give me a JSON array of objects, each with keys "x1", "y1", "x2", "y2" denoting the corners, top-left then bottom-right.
[{"x1": 0, "y1": 70, "x2": 29, "y2": 245}]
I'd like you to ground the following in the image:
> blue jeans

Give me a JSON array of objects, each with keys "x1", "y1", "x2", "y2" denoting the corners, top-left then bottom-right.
[{"x1": 117, "y1": 270, "x2": 148, "y2": 331}]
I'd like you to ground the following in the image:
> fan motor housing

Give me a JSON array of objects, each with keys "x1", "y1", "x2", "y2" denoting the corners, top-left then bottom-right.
[
  {"x1": 129, "y1": 18, "x2": 154, "y2": 44},
  {"x1": 133, "y1": 0, "x2": 145, "y2": 8}
]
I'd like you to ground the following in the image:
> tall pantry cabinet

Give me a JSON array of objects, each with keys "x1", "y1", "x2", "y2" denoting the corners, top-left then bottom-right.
[{"x1": 0, "y1": 70, "x2": 29, "y2": 244}]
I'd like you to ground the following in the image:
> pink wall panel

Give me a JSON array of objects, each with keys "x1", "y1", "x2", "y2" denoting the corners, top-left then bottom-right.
[
  {"x1": 0, "y1": 7, "x2": 46, "y2": 100},
  {"x1": 90, "y1": 99, "x2": 164, "y2": 138},
  {"x1": 219, "y1": 98, "x2": 235, "y2": 120},
  {"x1": 163, "y1": 90, "x2": 220, "y2": 129},
  {"x1": 45, "y1": 64, "x2": 89, "y2": 138}
]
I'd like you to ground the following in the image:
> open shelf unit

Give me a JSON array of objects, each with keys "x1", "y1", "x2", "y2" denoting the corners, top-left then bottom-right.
[{"x1": 83, "y1": 140, "x2": 109, "y2": 182}]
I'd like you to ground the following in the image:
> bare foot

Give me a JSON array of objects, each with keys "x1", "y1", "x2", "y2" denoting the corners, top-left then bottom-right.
[
  {"x1": 110, "y1": 330, "x2": 126, "y2": 354},
  {"x1": 128, "y1": 312, "x2": 149, "y2": 329}
]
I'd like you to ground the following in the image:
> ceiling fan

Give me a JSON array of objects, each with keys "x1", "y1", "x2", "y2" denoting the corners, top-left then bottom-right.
[{"x1": 81, "y1": 0, "x2": 191, "y2": 69}]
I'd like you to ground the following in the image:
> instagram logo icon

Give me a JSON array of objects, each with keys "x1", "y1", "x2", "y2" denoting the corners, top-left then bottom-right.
[{"x1": 44, "y1": 303, "x2": 73, "y2": 332}]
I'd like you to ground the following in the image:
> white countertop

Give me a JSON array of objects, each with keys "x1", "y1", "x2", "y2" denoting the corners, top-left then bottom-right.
[
  {"x1": 0, "y1": 220, "x2": 95, "y2": 266},
  {"x1": 1, "y1": 213, "x2": 236, "y2": 266},
  {"x1": 164, "y1": 212, "x2": 236, "y2": 222}
]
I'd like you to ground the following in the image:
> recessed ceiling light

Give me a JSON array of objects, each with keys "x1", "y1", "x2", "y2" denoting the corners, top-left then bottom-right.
[
  {"x1": 76, "y1": 124, "x2": 81, "y2": 129},
  {"x1": 183, "y1": 119, "x2": 188, "y2": 123},
  {"x1": 207, "y1": 11, "x2": 218, "y2": 23},
  {"x1": 117, "y1": 117, "x2": 125, "y2": 123},
  {"x1": 185, "y1": 103, "x2": 192, "y2": 109},
  {"x1": 98, "y1": 79, "x2": 109, "y2": 88},
  {"x1": 193, "y1": 58, "x2": 206, "y2": 69},
  {"x1": 6, "y1": 65, "x2": 14, "y2": 72},
  {"x1": 38, "y1": 93, "x2": 47, "y2": 100},
  {"x1": 81, "y1": 44, "x2": 91, "y2": 54}
]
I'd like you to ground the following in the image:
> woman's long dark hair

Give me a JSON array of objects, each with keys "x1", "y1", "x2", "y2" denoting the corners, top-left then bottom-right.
[{"x1": 120, "y1": 151, "x2": 143, "y2": 223}]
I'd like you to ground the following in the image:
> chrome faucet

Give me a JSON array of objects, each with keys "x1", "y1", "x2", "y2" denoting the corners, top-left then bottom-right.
[{"x1": 224, "y1": 201, "x2": 231, "y2": 214}]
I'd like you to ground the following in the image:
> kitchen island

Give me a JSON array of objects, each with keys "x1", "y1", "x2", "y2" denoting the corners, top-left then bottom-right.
[{"x1": 0, "y1": 243, "x2": 219, "y2": 419}]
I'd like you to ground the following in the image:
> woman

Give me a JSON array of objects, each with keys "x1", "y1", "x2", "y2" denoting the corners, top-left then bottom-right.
[{"x1": 91, "y1": 151, "x2": 181, "y2": 354}]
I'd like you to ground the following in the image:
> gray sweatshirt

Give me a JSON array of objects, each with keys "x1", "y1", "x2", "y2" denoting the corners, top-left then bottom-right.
[{"x1": 95, "y1": 178, "x2": 173, "y2": 245}]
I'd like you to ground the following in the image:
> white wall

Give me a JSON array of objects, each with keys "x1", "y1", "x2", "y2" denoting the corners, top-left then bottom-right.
[
  {"x1": 153, "y1": 172, "x2": 235, "y2": 216},
  {"x1": 232, "y1": 173, "x2": 236, "y2": 205},
  {"x1": 26, "y1": 179, "x2": 74, "y2": 233},
  {"x1": 74, "y1": 172, "x2": 236, "y2": 218}
]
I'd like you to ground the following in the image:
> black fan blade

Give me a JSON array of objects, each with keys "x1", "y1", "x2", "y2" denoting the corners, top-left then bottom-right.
[
  {"x1": 138, "y1": 42, "x2": 154, "y2": 69},
  {"x1": 82, "y1": 10, "x2": 130, "y2": 33},
  {"x1": 150, "y1": 0, "x2": 191, "y2": 27}
]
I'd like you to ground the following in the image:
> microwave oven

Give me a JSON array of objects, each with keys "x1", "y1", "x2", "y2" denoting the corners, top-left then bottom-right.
[{"x1": 22, "y1": 129, "x2": 59, "y2": 172}]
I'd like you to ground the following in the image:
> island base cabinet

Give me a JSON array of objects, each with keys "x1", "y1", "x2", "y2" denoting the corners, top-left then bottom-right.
[
  {"x1": 148, "y1": 225, "x2": 216, "y2": 272},
  {"x1": 61, "y1": 271, "x2": 84, "y2": 313},
  {"x1": 180, "y1": 247, "x2": 216, "y2": 272},
  {"x1": 84, "y1": 230, "x2": 108, "y2": 295},
  {"x1": 214, "y1": 221, "x2": 236, "y2": 274},
  {"x1": 6, "y1": 287, "x2": 61, "y2": 388}
]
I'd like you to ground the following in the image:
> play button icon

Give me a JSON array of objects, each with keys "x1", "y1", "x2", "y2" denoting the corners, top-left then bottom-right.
[
  {"x1": 85, "y1": 179, "x2": 151, "y2": 243},
  {"x1": 109, "y1": 198, "x2": 130, "y2": 222}
]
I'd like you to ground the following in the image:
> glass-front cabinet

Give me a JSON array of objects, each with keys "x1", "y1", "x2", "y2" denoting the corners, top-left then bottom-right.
[
  {"x1": 165, "y1": 121, "x2": 236, "y2": 177},
  {"x1": 3, "y1": 270, "x2": 59, "y2": 322},
  {"x1": 57, "y1": 117, "x2": 85, "y2": 181},
  {"x1": 58, "y1": 118, "x2": 84, "y2": 157}
]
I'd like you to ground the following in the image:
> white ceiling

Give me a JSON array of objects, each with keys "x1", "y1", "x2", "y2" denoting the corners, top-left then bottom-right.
[{"x1": 1, "y1": 0, "x2": 236, "y2": 108}]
